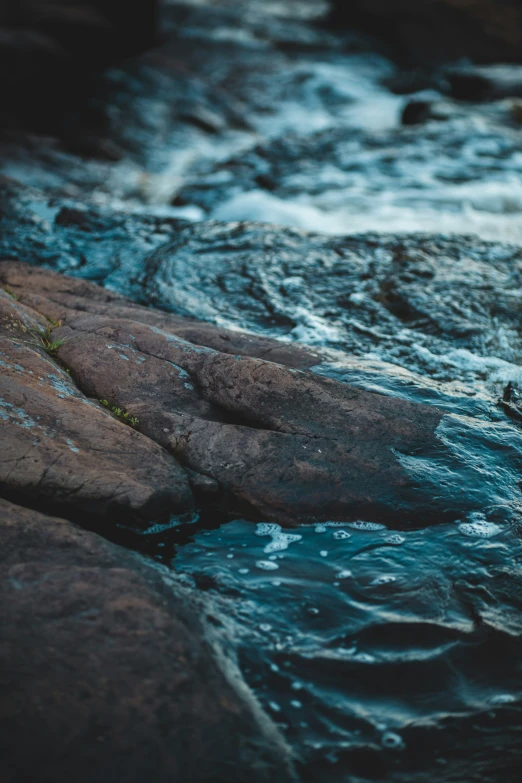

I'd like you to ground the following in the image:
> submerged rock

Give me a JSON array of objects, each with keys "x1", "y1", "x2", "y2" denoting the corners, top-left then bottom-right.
[{"x1": 0, "y1": 498, "x2": 297, "y2": 783}]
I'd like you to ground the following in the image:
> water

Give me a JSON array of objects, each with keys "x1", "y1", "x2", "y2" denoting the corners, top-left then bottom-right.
[
  {"x1": 3, "y1": 1, "x2": 522, "y2": 779},
  {"x1": 137, "y1": 512, "x2": 522, "y2": 782}
]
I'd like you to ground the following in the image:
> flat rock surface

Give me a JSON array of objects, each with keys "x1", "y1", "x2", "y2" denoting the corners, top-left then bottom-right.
[
  {"x1": 0, "y1": 289, "x2": 193, "y2": 527},
  {"x1": 0, "y1": 498, "x2": 296, "y2": 783},
  {"x1": 3, "y1": 261, "x2": 522, "y2": 527}
]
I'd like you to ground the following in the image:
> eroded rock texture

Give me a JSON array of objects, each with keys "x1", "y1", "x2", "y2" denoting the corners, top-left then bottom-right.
[
  {"x1": 0, "y1": 288, "x2": 193, "y2": 527},
  {"x1": 2, "y1": 261, "x2": 522, "y2": 528},
  {"x1": 0, "y1": 498, "x2": 297, "y2": 783}
]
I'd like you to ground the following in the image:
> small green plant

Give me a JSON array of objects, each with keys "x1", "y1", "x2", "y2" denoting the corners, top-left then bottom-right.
[
  {"x1": 32, "y1": 324, "x2": 66, "y2": 357},
  {"x1": 11, "y1": 319, "x2": 66, "y2": 358},
  {"x1": 2, "y1": 285, "x2": 19, "y2": 301},
  {"x1": 99, "y1": 399, "x2": 139, "y2": 428}
]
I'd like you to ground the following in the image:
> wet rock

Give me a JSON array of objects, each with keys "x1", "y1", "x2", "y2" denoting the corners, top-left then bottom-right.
[
  {"x1": 4, "y1": 262, "x2": 522, "y2": 528},
  {"x1": 136, "y1": 227, "x2": 522, "y2": 384},
  {"x1": 3, "y1": 182, "x2": 522, "y2": 383},
  {"x1": 0, "y1": 1, "x2": 372, "y2": 200},
  {"x1": 0, "y1": 0, "x2": 158, "y2": 65},
  {"x1": 0, "y1": 267, "x2": 441, "y2": 524},
  {"x1": 51, "y1": 311, "x2": 445, "y2": 525},
  {"x1": 0, "y1": 498, "x2": 297, "y2": 783},
  {"x1": 0, "y1": 256, "x2": 322, "y2": 370},
  {"x1": 0, "y1": 289, "x2": 193, "y2": 527},
  {"x1": 325, "y1": 0, "x2": 522, "y2": 64},
  {"x1": 400, "y1": 97, "x2": 455, "y2": 125},
  {"x1": 447, "y1": 64, "x2": 522, "y2": 101},
  {"x1": 0, "y1": 0, "x2": 158, "y2": 138}
]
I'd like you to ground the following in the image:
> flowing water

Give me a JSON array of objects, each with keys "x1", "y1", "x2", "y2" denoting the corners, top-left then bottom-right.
[{"x1": 3, "y1": 1, "x2": 522, "y2": 780}]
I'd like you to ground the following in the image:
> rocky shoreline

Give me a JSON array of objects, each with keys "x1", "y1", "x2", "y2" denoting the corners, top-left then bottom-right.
[{"x1": 2, "y1": 1, "x2": 522, "y2": 781}]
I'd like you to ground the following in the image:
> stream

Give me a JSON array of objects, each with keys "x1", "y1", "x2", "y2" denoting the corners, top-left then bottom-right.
[{"x1": 2, "y1": 1, "x2": 522, "y2": 781}]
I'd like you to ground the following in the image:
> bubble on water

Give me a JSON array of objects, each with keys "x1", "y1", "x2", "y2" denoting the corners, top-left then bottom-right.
[
  {"x1": 226, "y1": 553, "x2": 234, "y2": 559},
  {"x1": 268, "y1": 701, "x2": 281, "y2": 713},
  {"x1": 290, "y1": 700, "x2": 302, "y2": 709},
  {"x1": 347, "y1": 521, "x2": 386, "y2": 531},
  {"x1": 458, "y1": 513, "x2": 502, "y2": 539},
  {"x1": 371, "y1": 575, "x2": 396, "y2": 585},
  {"x1": 320, "y1": 550, "x2": 328, "y2": 557},
  {"x1": 260, "y1": 623, "x2": 272, "y2": 632},
  {"x1": 315, "y1": 524, "x2": 327, "y2": 533},
  {"x1": 256, "y1": 522, "x2": 302, "y2": 552},
  {"x1": 333, "y1": 530, "x2": 351, "y2": 540},
  {"x1": 292, "y1": 681, "x2": 303, "y2": 691},
  {"x1": 238, "y1": 568, "x2": 249, "y2": 574},
  {"x1": 256, "y1": 523, "x2": 280, "y2": 537},
  {"x1": 385, "y1": 534, "x2": 405, "y2": 545},
  {"x1": 273, "y1": 580, "x2": 282, "y2": 586},
  {"x1": 337, "y1": 569, "x2": 352, "y2": 579},
  {"x1": 307, "y1": 607, "x2": 320, "y2": 616},
  {"x1": 381, "y1": 732, "x2": 405, "y2": 750},
  {"x1": 256, "y1": 560, "x2": 279, "y2": 571}
]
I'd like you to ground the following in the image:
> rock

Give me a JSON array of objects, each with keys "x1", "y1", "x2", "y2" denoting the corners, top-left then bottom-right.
[
  {"x1": 0, "y1": 289, "x2": 193, "y2": 528},
  {"x1": 3, "y1": 261, "x2": 522, "y2": 528},
  {"x1": 0, "y1": 2, "x2": 352, "y2": 196},
  {"x1": 0, "y1": 254, "x2": 322, "y2": 370},
  {"x1": 400, "y1": 97, "x2": 455, "y2": 124},
  {"x1": 0, "y1": 498, "x2": 297, "y2": 783},
  {"x1": 0, "y1": 0, "x2": 158, "y2": 64},
  {"x1": 325, "y1": 0, "x2": 522, "y2": 64},
  {"x1": 3, "y1": 181, "x2": 522, "y2": 380},
  {"x1": 50, "y1": 311, "x2": 444, "y2": 525},
  {"x1": 447, "y1": 64, "x2": 522, "y2": 101},
  {"x1": 0, "y1": 0, "x2": 158, "y2": 137},
  {"x1": 129, "y1": 226, "x2": 522, "y2": 383}
]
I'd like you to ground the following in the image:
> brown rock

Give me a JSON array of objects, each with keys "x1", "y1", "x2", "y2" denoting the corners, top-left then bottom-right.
[
  {"x1": 0, "y1": 498, "x2": 297, "y2": 783},
  {"x1": 0, "y1": 289, "x2": 193, "y2": 527},
  {"x1": 4, "y1": 261, "x2": 519, "y2": 528},
  {"x1": 48, "y1": 310, "x2": 444, "y2": 524},
  {"x1": 0, "y1": 260, "x2": 323, "y2": 370}
]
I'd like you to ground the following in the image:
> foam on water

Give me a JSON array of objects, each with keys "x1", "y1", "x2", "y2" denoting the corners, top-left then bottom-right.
[
  {"x1": 413, "y1": 345, "x2": 522, "y2": 386},
  {"x1": 346, "y1": 521, "x2": 386, "y2": 531},
  {"x1": 256, "y1": 522, "x2": 303, "y2": 553},
  {"x1": 458, "y1": 513, "x2": 503, "y2": 539},
  {"x1": 211, "y1": 183, "x2": 522, "y2": 244},
  {"x1": 255, "y1": 559, "x2": 280, "y2": 571}
]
